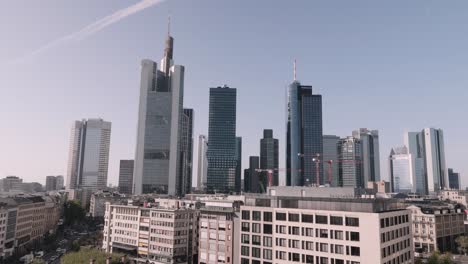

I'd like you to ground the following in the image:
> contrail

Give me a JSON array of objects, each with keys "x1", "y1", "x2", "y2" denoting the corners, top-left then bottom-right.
[{"x1": 8, "y1": 0, "x2": 167, "y2": 65}]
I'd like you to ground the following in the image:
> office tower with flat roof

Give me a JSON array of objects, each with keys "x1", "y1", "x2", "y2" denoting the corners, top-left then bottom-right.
[
  {"x1": 448, "y1": 168, "x2": 460, "y2": 190},
  {"x1": 118, "y1": 160, "x2": 134, "y2": 194},
  {"x1": 206, "y1": 86, "x2": 237, "y2": 193},
  {"x1": 55, "y1": 175, "x2": 64, "y2": 190},
  {"x1": 180, "y1": 108, "x2": 194, "y2": 195},
  {"x1": 45, "y1": 176, "x2": 57, "y2": 191},
  {"x1": 389, "y1": 146, "x2": 414, "y2": 193},
  {"x1": 286, "y1": 81, "x2": 323, "y2": 187},
  {"x1": 352, "y1": 128, "x2": 380, "y2": 184},
  {"x1": 133, "y1": 26, "x2": 185, "y2": 196},
  {"x1": 260, "y1": 129, "x2": 279, "y2": 186},
  {"x1": 322, "y1": 135, "x2": 340, "y2": 186},
  {"x1": 197, "y1": 135, "x2": 208, "y2": 191},
  {"x1": 236, "y1": 137, "x2": 242, "y2": 193},
  {"x1": 337, "y1": 136, "x2": 362, "y2": 187},
  {"x1": 66, "y1": 118, "x2": 111, "y2": 197},
  {"x1": 405, "y1": 128, "x2": 447, "y2": 194}
]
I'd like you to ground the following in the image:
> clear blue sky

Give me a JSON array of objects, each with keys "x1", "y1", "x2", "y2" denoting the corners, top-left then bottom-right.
[{"x1": 1, "y1": 0, "x2": 467, "y2": 187}]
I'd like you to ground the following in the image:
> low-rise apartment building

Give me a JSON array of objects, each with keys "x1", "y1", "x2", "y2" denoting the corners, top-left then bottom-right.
[
  {"x1": 89, "y1": 190, "x2": 128, "y2": 218},
  {"x1": 408, "y1": 203, "x2": 464, "y2": 256},
  {"x1": 239, "y1": 194, "x2": 413, "y2": 264},
  {"x1": 102, "y1": 198, "x2": 199, "y2": 264}
]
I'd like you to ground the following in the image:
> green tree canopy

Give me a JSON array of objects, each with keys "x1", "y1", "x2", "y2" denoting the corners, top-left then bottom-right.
[
  {"x1": 64, "y1": 200, "x2": 86, "y2": 226},
  {"x1": 61, "y1": 247, "x2": 124, "y2": 264}
]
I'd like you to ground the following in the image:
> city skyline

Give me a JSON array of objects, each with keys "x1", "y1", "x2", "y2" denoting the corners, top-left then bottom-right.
[{"x1": 1, "y1": 1, "x2": 467, "y2": 188}]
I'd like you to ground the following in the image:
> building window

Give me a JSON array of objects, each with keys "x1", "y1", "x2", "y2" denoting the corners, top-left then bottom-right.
[
  {"x1": 319, "y1": 229, "x2": 328, "y2": 238},
  {"x1": 276, "y1": 225, "x2": 286, "y2": 234},
  {"x1": 252, "y1": 247, "x2": 261, "y2": 258},
  {"x1": 350, "y1": 232, "x2": 360, "y2": 241},
  {"x1": 290, "y1": 226, "x2": 300, "y2": 235},
  {"x1": 304, "y1": 227, "x2": 314, "y2": 237},
  {"x1": 304, "y1": 241, "x2": 314, "y2": 250},
  {"x1": 252, "y1": 235, "x2": 261, "y2": 245},
  {"x1": 241, "y1": 246, "x2": 249, "y2": 256},
  {"x1": 335, "y1": 245, "x2": 344, "y2": 254},
  {"x1": 264, "y1": 224, "x2": 272, "y2": 234},
  {"x1": 334, "y1": 230, "x2": 343, "y2": 240},
  {"x1": 252, "y1": 223, "x2": 261, "y2": 233},
  {"x1": 350, "y1": 246, "x2": 360, "y2": 256},
  {"x1": 289, "y1": 213, "x2": 300, "y2": 222},
  {"x1": 264, "y1": 211, "x2": 273, "y2": 222},
  {"x1": 241, "y1": 258, "x2": 249, "y2": 264},
  {"x1": 263, "y1": 249, "x2": 273, "y2": 260},
  {"x1": 290, "y1": 253, "x2": 300, "y2": 262},
  {"x1": 276, "y1": 212, "x2": 286, "y2": 221},
  {"x1": 330, "y1": 216, "x2": 343, "y2": 225},
  {"x1": 241, "y1": 234, "x2": 249, "y2": 244},
  {"x1": 316, "y1": 215, "x2": 328, "y2": 224},
  {"x1": 241, "y1": 222, "x2": 249, "y2": 232},
  {"x1": 242, "y1": 210, "x2": 250, "y2": 220},
  {"x1": 263, "y1": 236, "x2": 272, "y2": 247},
  {"x1": 345, "y1": 217, "x2": 359, "y2": 227},
  {"x1": 252, "y1": 211, "x2": 261, "y2": 221},
  {"x1": 302, "y1": 214, "x2": 314, "y2": 223}
]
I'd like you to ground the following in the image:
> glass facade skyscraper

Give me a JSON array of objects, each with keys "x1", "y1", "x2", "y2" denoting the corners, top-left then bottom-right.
[
  {"x1": 260, "y1": 129, "x2": 279, "y2": 186},
  {"x1": 337, "y1": 136, "x2": 362, "y2": 187},
  {"x1": 352, "y1": 128, "x2": 380, "y2": 184},
  {"x1": 207, "y1": 86, "x2": 238, "y2": 193},
  {"x1": 180, "y1": 108, "x2": 194, "y2": 196},
  {"x1": 448, "y1": 168, "x2": 460, "y2": 190},
  {"x1": 389, "y1": 146, "x2": 414, "y2": 193},
  {"x1": 322, "y1": 135, "x2": 340, "y2": 186},
  {"x1": 286, "y1": 81, "x2": 323, "y2": 186}
]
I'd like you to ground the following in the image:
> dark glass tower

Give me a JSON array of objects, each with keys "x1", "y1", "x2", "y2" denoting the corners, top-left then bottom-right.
[
  {"x1": 245, "y1": 156, "x2": 260, "y2": 193},
  {"x1": 286, "y1": 81, "x2": 323, "y2": 186},
  {"x1": 207, "y1": 86, "x2": 237, "y2": 193},
  {"x1": 236, "y1": 137, "x2": 242, "y2": 193},
  {"x1": 260, "y1": 129, "x2": 279, "y2": 186},
  {"x1": 180, "y1": 108, "x2": 194, "y2": 196}
]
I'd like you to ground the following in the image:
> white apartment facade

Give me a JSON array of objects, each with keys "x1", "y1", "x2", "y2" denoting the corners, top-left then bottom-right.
[
  {"x1": 102, "y1": 199, "x2": 198, "y2": 264},
  {"x1": 239, "y1": 196, "x2": 413, "y2": 264}
]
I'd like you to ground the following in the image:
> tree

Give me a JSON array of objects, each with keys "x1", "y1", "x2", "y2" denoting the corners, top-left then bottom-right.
[
  {"x1": 61, "y1": 247, "x2": 124, "y2": 264},
  {"x1": 64, "y1": 200, "x2": 86, "y2": 226},
  {"x1": 428, "y1": 251, "x2": 441, "y2": 264},
  {"x1": 440, "y1": 253, "x2": 455, "y2": 264},
  {"x1": 456, "y1": 236, "x2": 468, "y2": 255}
]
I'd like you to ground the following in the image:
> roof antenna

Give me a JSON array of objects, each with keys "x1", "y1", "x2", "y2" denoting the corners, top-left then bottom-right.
[
  {"x1": 293, "y1": 59, "x2": 297, "y2": 81},
  {"x1": 167, "y1": 13, "x2": 171, "y2": 37}
]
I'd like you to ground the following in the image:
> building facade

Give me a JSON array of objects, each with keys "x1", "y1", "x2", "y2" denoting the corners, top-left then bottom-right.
[
  {"x1": 239, "y1": 195, "x2": 413, "y2": 264},
  {"x1": 102, "y1": 199, "x2": 198, "y2": 264},
  {"x1": 260, "y1": 129, "x2": 279, "y2": 187},
  {"x1": 197, "y1": 135, "x2": 208, "y2": 191},
  {"x1": 55, "y1": 175, "x2": 64, "y2": 190},
  {"x1": 206, "y1": 86, "x2": 238, "y2": 193},
  {"x1": 323, "y1": 135, "x2": 340, "y2": 187},
  {"x1": 89, "y1": 190, "x2": 127, "y2": 218},
  {"x1": 337, "y1": 137, "x2": 363, "y2": 188},
  {"x1": 448, "y1": 168, "x2": 460, "y2": 190},
  {"x1": 286, "y1": 81, "x2": 323, "y2": 187},
  {"x1": 180, "y1": 108, "x2": 194, "y2": 196},
  {"x1": 66, "y1": 118, "x2": 112, "y2": 203},
  {"x1": 389, "y1": 146, "x2": 414, "y2": 193},
  {"x1": 119, "y1": 160, "x2": 134, "y2": 195},
  {"x1": 244, "y1": 156, "x2": 260, "y2": 193},
  {"x1": 133, "y1": 29, "x2": 185, "y2": 196}
]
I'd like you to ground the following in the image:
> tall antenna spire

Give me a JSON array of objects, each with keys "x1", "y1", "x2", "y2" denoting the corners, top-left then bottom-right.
[
  {"x1": 293, "y1": 59, "x2": 297, "y2": 81},
  {"x1": 167, "y1": 14, "x2": 171, "y2": 37}
]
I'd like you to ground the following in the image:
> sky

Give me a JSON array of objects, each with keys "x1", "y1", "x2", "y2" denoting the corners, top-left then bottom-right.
[{"x1": 1, "y1": 0, "x2": 468, "y2": 188}]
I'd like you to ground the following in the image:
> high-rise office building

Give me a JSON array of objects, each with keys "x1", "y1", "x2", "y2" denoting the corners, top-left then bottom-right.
[
  {"x1": 206, "y1": 86, "x2": 237, "y2": 193},
  {"x1": 45, "y1": 176, "x2": 57, "y2": 191},
  {"x1": 133, "y1": 27, "x2": 185, "y2": 196},
  {"x1": 66, "y1": 118, "x2": 111, "y2": 197},
  {"x1": 236, "y1": 137, "x2": 242, "y2": 193},
  {"x1": 352, "y1": 128, "x2": 380, "y2": 184},
  {"x1": 389, "y1": 146, "x2": 414, "y2": 193},
  {"x1": 118, "y1": 160, "x2": 134, "y2": 195},
  {"x1": 337, "y1": 136, "x2": 362, "y2": 187},
  {"x1": 244, "y1": 156, "x2": 260, "y2": 193},
  {"x1": 286, "y1": 81, "x2": 323, "y2": 187},
  {"x1": 260, "y1": 129, "x2": 279, "y2": 186},
  {"x1": 197, "y1": 135, "x2": 208, "y2": 191},
  {"x1": 55, "y1": 175, "x2": 64, "y2": 190},
  {"x1": 322, "y1": 135, "x2": 340, "y2": 186},
  {"x1": 405, "y1": 128, "x2": 447, "y2": 194},
  {"x1": 448, "y1": 168, "x2": 460, "y2": 190},
  {"x1": 180, "y1": 108, "x2": 194, "y2": 195}
]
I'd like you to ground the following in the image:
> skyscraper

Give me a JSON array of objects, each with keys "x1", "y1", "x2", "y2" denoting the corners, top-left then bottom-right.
[
  {"x1": 66, "y1": 118, "x2": 111, "y2": 194},
  {"x1": 405, "y1": 128, "x2": 447, "y2": 194},
  {"x1": 322, "y1": 135, "x2": 340, "y2": 186},
  {"x1": 133, "y1": 26, "x2": 185, "y2": 196},
  {"x1": 55, "y1": 175, "x2": 64, "y2": 190},
  {"x1": 197, "y1": 135, "x2": 208, "y2": 191},
  {"x1": 286, "y1": 81, "x2": 323, "y2": 187},
  {"x1": 404, "y1": 132, "x2": 426, "y2": 194},
  {"x1": 244, "y1": 156, "x2": 260, "y2": 193},
  {"x1": 180, "y1": 108, "x2": 194, "y2": 196},
  {"x1": 448, "y1": 168, "x2": 460, "y2": 190},
  {"x1": 206, "y1": 86, "x2": 237, "y2": 193},
  {"x1": 337, "y1": 136, "x2": 362, "y2": 187},
  {"x1": 236, "y1": 137, "x2": 242, "y2": 193},
  {"x1": 389, "y1": 146, "x2": 414, "y2": 193},
  {"x1": 352, "y1": 128, "x2": 380, "y2": 184},
  {"x1": 260, "y1": 129, "x2": 279, "y2": 186},
  {"x1": 45, "y1": 176, "x2": 57, "y2": 191},
  {"x1": 118, "y1": 160, "x2": 134, "y2": 195}
]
